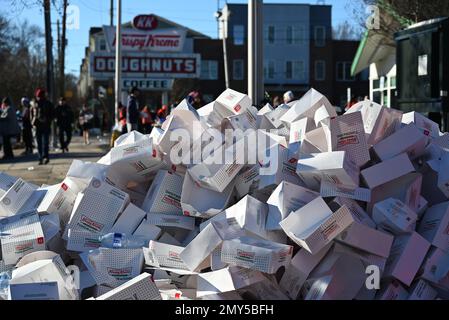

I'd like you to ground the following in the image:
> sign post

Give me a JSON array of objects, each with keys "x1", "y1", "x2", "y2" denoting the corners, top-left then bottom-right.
[{"x1": 114, "y1": 0, "x2": 122, "y2": 127}]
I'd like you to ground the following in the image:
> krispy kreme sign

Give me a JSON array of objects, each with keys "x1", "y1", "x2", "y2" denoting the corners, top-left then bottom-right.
[
  {"x1": 90, "y1": 52, "x2": 200, "y2": 79},
  {"x1": 133, "y1": 14, "x2": 159, "y2": 31},
  {"x1": 103, "y1": 26, "x2": 186, "y2": 52}
]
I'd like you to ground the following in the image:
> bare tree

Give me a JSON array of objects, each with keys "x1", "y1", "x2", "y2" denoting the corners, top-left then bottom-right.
[
  {"x1": 352, "y1": 0, "x2": 449, "y2": 46},
  {"x1": 333, "y1": 21, "x2": 364, "y2": 40}
]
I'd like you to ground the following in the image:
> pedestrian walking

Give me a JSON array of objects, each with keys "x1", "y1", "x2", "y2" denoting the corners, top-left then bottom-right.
[
  {"x1": 118, "y1": 102, "x2": 127, "y2": 135},
  {"x1": 283, "y1": 91, "x2": 294, "y2": 104},
  {"x1": 55, "y1": 97, "x2": 74, "y2": 153},
  {"x1": 79, "y1": 104, "x2": 93, "y2": 145},
  {"x1": 31, "y1": 88, "x2": 54, "y2": 165},
  {"x1": 126, "y1": 86, "x2": 140, "y2": 133},
  {"x1": 0, "y1": 97, "x2": 21, "y2": 160},
  {"x1": 21, "y1": 97, "x2": 34, "y2": 155},
  {"x1": 141, "y1": 105, "x2": 153, "y2": 134}
]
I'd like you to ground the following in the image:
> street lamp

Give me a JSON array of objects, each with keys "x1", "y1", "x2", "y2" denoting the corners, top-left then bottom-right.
[{"x1": 215, "y1": 9, "x2": 230, "y2": 89}]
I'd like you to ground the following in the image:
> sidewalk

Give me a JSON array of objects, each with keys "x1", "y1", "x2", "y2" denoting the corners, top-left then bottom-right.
[{"x1": 0, "y1": 134, "x2": 110, "y2": 186}]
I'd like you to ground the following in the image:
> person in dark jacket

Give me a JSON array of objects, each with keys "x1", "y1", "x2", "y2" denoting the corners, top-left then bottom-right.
[
  {"x1": 126, "y1": 86, "x2": 140, "y2": 133},
  {"x1": 21, "y1": 97, "x2": 34, "y2": 154},
  {"x1": 0, "y1": 97, "x2": 21, "y2": 160},
  {"x1": 31, "y1": 88, "x2": 54, "y2": 165},
  {"x1": 55, "y1": 97, "x2": 74, "y2": 153}
]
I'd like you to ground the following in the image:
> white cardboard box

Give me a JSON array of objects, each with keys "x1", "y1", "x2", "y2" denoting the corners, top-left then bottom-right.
[
  {"x1": 132, "y1": 219, "x2": 162, "y2": 241},
  {"x1": 367, "y1": 107, "x2": 403, "y2": 146},
  {"x1": 220, "y1": 236, "x2": 293, "y2": 274},
  {"x1": 9, "y1": 282, "x2": 59, "y2": 300},
  {"x1": 335, "y1": 221, "x2": 394, "y2": 258},
  {"x1": 297, "y1": 151, "x2": 359, "y2": 189},
  {"x1": 373, "y1": 198, "x2": 418, "y2": 235},
  {"x1": 10, "y1": 253, "x2": 78, "y2": 300},
  {"x1": 95, "y1": 272, "x2": 161, "y2": 300},
  {"x1": 181, "y1": 172, "x2": 235, "y2": 219},
  {"x1": 266, "y1": 181, "x2": 319, "y2": 230},
  {"x1": 0, "y1": 211, "x2": 46, "y2": 265},
  {"x1": 408, "y1": 279, "x2": 438, "y2": 300},
  {"x1": 37, "y1": 177, "x2": 88, "y2": 225},
  {"x1": 324, "y1": 112, "x2": 370, "y2": 167},
  {"x1": 345, "y1": 100, "x2": 383, "y2": 136},
  {"x1": 80, "y1": 248, "x2": 144, "y2": 288},
  {"x1": 303, "y1": 253, "x2": 366, "y2": 300},
  {"x1": 402, "y1": 111, "x2": 441, "y2": 138},
  {"x1": 419, "y1": 247, "x2": 449, "y2": 288},
  {"x1": 280, "y1": 88, "x2": 336, "y2": 126},
  {"x1": 64, "y1": 178, "x2": 129, "y2": 239},
  {"x1": 373, "y1": 124, "x2": 429, "y2": 161},
  {"x1": 66, "y1": 229, "x2": 102, "y2": 252},
  {"x1": 333, "y1": 197, "x2": 376, "y2": 228},
  {"x1": 144, "y1": 241, "x2": 189, "y2": 270},
  {"x1": 361, "y1": 153, "x2": 415, "y2": 189},
  {"x1": 180, "y1": 219, "x2": 245, "y2": 272},
  {"x1": 279, "y1": 244, "x2": 332, "y2": 299},
  {"x1": 375, "y1": 280, "x2": 409, "y2": 300},
  {"x1": 141, "y1": 170, "x2": 184, "y2": 216},
  {"x1": 215, "y1": 88, "x2": 251, "y2": 116},
  {"x1": 196, "y1": 266, "x2": 265, "y2": 298},
  {"x1": 417, "y1": 201, "x2": 449, "y2": 252},
  {"x1": 146, "y1": 213, "x2": 195, "y2": 231},
  {"x1": 110, "y1": 203, "x2": 147, "y2": 234},
  {"x1": 0, "y1": 172, "x2": 17, "y2": 197},
  {"x1": 280, "y1": 197, "x2": 354, "y2": 254},
  {"x1": 383, "y1": 232, "x2": 430, "y2": 286},
  {"x1": 0, "y1": 178, "x2": 37, "y2": 217},
  {"x1": 320, "y1": 181, "x2": 371, "y2": 202}
]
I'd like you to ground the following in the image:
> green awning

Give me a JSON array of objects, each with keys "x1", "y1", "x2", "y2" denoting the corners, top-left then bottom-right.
[{"x1": 351, "y1": 29, "x2": 396, "y2": 76}]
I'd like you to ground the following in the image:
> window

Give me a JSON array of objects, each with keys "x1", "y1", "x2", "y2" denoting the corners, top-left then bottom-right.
[
  {"x1": 294, "y1": 25, "x2": 305, "y2": 44},
  {"x1": 265, "y1": 25, "x2": 275, "y2": 44},
  {"x1": 233, "y1": 60, "x2": 244, "y2": 80},
  {"x1": 315, "y1": 60, "x2": 326, "y2": 81},
  {"x1": 200, "y1": 60, "x2": 218, "y2": 80},
  {"x1": 264, "y1": 60, "x2": 275, "y2": 80},
  {"x1": 336, "y1": 62, "x2": 354, "y2": 81},
  {"x1": 99, "y1": 39, "x2": 107, "y2": 51},
  {"x1": 286, "y1": 61, "x2": 305, "y2": 80},
  {"x1": 233, "y1": 25, "x2": 244, "y2": 46},
  {"x1": 287, "y1": 25, "x2": 304, "y2": 45},
  {"x1": 286, "y1": 26, "x2": 293, "y2": 45},
  {"x1": 314, "y1": 26, "x2": 326, "y2": 47}
]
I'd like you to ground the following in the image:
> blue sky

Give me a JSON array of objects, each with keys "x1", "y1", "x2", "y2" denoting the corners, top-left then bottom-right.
[{"x1": 2, "y1": 0, "x2": 356, "y2": 76}]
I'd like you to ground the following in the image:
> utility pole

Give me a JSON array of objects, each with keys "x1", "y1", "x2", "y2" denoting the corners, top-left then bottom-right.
[
  {"x1": 57, "y1": 19, "x2": 61, "y2": 97},
  {"x1": 60, "y1": 0, "x2": 68, "y2": 98},
  {"x1": 43, "y1": 0, "x2": 55, "y2": 103},
  {"x1": 115, "y1": 0, "x2": 122, "y2": 126},
  {"x1": 110, "y1": 0, "x2": 114, "y2": 26},
  {"x1": 248, "y1": 0, "x2": 264, "y2": 106},
  {"x1": 216, "y1": 6, "x2": 230, "y2": 89}
]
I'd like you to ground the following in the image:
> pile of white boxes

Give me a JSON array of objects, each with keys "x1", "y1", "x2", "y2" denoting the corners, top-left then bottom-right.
[{"x1": 1, "y1": 88, "x2": 449, "y2": 300}]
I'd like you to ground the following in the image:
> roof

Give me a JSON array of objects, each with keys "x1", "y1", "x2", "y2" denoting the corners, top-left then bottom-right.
[{"x1": 351, "y1": 29, "x2": 396, "y2": 76}]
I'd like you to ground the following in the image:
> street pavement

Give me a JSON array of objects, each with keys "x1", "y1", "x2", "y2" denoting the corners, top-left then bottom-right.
[{"x1": 0, "y1": 134, "x2": 110, "y2": 186}]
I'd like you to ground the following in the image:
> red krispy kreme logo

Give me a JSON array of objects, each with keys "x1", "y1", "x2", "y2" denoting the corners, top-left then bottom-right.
[
  {"x1": 37, "y1": 237, "x2": 44, "y2": 245},
  {"x1": 133, "y1": 15, "x2": 158, "y2": 31},
  {"x1": 152, "y1": 149, "x2": 157, "y2": 157},
  {"x1": 234, "y1": 104, "x2": 241, "y2": 112},
  {"x1": 61, "y1": 183, "x2": 68, "y2": 191}
]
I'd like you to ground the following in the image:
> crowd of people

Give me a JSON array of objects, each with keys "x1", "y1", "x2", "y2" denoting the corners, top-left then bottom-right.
[
  {"x1": 116, "y1": 87, "x2": 202, "y2": 136},
  {"x1": 0, "y1": 88, "x2": 76, "y2": 165}
]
